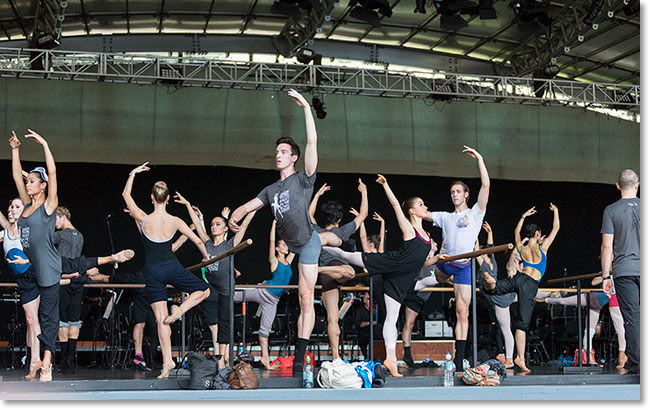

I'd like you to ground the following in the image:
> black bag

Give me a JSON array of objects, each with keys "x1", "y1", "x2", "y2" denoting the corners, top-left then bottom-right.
[{"x1": 188, "y1": 352, "x2": 220, "y2": 390}]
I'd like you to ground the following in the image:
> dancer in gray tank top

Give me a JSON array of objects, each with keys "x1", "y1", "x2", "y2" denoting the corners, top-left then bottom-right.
[{"x1": 9, "y1": 129, "x2": 61, "y2": 382}]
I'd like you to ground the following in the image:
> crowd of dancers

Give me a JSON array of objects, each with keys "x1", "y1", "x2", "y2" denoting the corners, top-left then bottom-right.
[{"x1": 2, "y1": 89, "x2": 640, "y2": 381}]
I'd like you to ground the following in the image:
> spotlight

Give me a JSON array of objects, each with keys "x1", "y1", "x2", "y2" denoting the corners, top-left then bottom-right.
[
  {"x1": 297, "y1": 48, "x2": 316, "y2": 64},
  {"x1": 36, "y1": 33, "x2": 60, "y2": 49},
  {"x1": 349, "y1": 0, "x2": 393, "y2": 25},
  {"x1": 478, "y1": 0, "x2": 497, "y2": 19},
  {"x1": 509, "y1": 0, "x2": 552, "y2": 36},
  {"x1": 350, "y1": 6, "x2": 381, "y2": 26},
  {"x1": 271, "y1": 1, "x2": 302, "y2": 20},
  {"x1": 312, "y1": 96, "x2": 327, "y2": 119},
  {"x1": 433, "y1": 0, "x2": 470, "y2": 32}
]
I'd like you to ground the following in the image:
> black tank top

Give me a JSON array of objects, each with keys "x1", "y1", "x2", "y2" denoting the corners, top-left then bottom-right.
[{"x1": 141, "y1": 215, "x2": 176, "y2": 265}]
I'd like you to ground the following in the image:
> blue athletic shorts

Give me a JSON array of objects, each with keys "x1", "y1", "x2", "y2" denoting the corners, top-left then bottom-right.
[
  {"x1": 290, "y1": 230, "x2": 322, "y2": 266},
  {"x1": 437, "y1": 260, "x2": 472, "y2": 285}
]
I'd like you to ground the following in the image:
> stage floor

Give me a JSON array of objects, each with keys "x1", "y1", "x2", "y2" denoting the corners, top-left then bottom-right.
[{"x1": 0, "y1": 364, "x2": 640, "y2": 400}]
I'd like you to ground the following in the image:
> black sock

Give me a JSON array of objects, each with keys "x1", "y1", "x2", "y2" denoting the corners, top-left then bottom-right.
[
  {"x1": 59, "y1": 341, "x2": 69, "y2": 371},
  {"x1": 454, "y1": 340, "x2": 466, "y2": 370},
  {"x1": 403, "y1": 346, "x2": 414, "y2": 365},
  {"x1": 25, "y1": 347, "x2": 31, "y2": 366},
  {"x1": 67, "y1": 338, "x2": 78, "y2": 371},
  {"x1": 294, "y1": 338, "x2": 309, "y2": 368}
]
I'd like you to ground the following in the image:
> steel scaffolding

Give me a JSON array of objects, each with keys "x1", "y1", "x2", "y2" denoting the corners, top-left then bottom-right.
[{"x1": 0, "y1": 47, "x2": 639, "y2": 109}]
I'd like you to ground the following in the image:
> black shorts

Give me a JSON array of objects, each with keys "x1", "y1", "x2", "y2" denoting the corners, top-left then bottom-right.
[
  {"x1": 144, "y1": 259, "x2": 208, "y2": 304},
  {"x1": 319, "y1": 259, "x2": 345, "y2": 292},
  {"x1": 59, "y1": 282, "x2": 84, "y2": 323},
  {"x1": 132, "y1": 290, "x2": 150, "y2": 324},
  {"x1": 403, "y1": 290, "x2": 428, "y2": 313},
  {"x1": 201, "y1": 285, "x2": 220, "y2": 326},
  {"x1": 16, "y1": 266, "x2": 39, "y2": 305}
]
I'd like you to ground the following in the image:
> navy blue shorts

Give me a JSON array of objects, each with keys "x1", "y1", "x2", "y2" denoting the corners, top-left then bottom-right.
[
  {"x1": 16, "y1": 266, "x2": 39, "y2": 305},
  {"x1": 437, "y1": 261, "x2": 472, "y2": 285},
  {"x1": 144, "y1": 259, "x2": 208, "y2": 304}
]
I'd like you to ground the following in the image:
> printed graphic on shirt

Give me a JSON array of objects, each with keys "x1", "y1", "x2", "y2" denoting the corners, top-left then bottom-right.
[
  {"x1": 456, "y1": 215, "x2": 469, "y2": 229},
  {"x1": 208, "y1": 260, "x2": 220, "y2": 272},
  {"x1": 20, "y1": 227, "x2": 30, "y2": 249},
  {"x1": 271, "y1": 190, "x2": 290, "y2": 219}
]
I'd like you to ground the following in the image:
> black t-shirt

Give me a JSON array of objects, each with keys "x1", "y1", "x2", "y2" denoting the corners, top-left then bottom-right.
[{"x1": 53, "y1": 228, "x2": 84, "y2": 259}]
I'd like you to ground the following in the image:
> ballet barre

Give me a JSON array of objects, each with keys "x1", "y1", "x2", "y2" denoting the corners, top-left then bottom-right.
[{"x1": 185, "y1": 239, "x2": 253, "y2": 272}]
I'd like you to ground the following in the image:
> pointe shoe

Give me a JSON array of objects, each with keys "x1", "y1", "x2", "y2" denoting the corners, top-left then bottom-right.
[
  {"x1": 504, "y1": 359, "x2": 514, "y2": 369},
  {"x1": 157, "y1": 363, "x2": 176, "y2": 379},
  {"x1": 112, "y1": 249, "x2": 135, "y2": 268},
  {"x1": 383, "y1": 360, "x2": 403, "y2": 377},
  {"x1": 496, "y1": 354, "x2": 506, "y2": 365},
  {"x1": 514, "y1": 357, "x2": 530, "y2": 373},
  {"x1": 25, "y1": 360, "x2": 42, "y2": 380},
  {"x1": 616, "y1": 352, "x2": 628, "y2": 369},
  {"x1": 163, "y1": 304, "x2": 183, "y2": 325},
  {"x1": 39, "y1": 365, "x2": 52, "y2": 382}
]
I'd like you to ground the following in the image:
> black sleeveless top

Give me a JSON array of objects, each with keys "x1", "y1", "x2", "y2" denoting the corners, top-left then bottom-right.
[{"x1": 141, "y1": 215, "x2": 176, "y2": 265}]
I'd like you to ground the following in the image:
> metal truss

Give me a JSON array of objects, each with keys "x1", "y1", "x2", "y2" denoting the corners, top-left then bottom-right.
[
  {"x1": 32, "y1": 0, "x2": 67, "y2": 47},
  {"x1": 0, "y1": 47, "x2": 639, "y2": 109},
  {"x1": 498, "y1": 0, "x2": 629, "y2": 77},
  {"x1": 272, "y1": 0, "x2": 336, "y2": 58}
]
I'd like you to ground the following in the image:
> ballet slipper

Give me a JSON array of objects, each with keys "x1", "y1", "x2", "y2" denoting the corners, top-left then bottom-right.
[
  {"x1": 163, "y1": 305, "x2": 183, "y2": 325},
  {"x1": 383, "y1": 360, "x2": 403, "y2": 377},
  {"x1": 111, "y1": 249, "x2": 135, "y2": 268},
  {"x1": 504, "y1": 359, "x2": 514, "y2": 369},
  {"x1": 616, "y1": 351, "x2": 628, "y2": 369},
  {"x1": 514, "y1": 357, "x2": 530, "y2": 373},
  {"x1": 25, "y1": 360, "x2": 42, "y2": 380},
  {"x1": 482, "y1": 272, "x2": 496, "y2": 290},
  {"x1": 39, "y1": 365, "x2": 52, "y2": 382},
  {"x1": 157, "y1": 362, "x2": 176, "y2": 379},
  {"x1": 496, "y1": 354, "x2": 506, "y2": 365}
]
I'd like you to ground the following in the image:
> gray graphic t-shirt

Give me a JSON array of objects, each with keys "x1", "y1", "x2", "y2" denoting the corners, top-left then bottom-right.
[
  {"x1": 205, "y1": 237, "x2": 236, "y2": 282},
  {"x1": 257, "y1": 168, "x2": 316, "y2": 251},
  {"x1": 601, "y1": 197, "x2": 640, "y2": 277},
  {"x1": 53, "y1": 228, "x2": 84, "y2": 259}
]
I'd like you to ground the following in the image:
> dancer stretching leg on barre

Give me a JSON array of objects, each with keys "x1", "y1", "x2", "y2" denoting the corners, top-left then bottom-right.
[
  {"x1": 175, "y1": 193, "x2": 255, "y2": 368},
  {"x1": 424, "y1": 145, "x2": 490, "y2": 371},
  {"x1": 323, "y1": 174, "x2": 448, "y2": 377},
  {"x1": 123, "y1": 162, "x2": 210, "y2": 379},
  {"x1": 228, "y1": 89, "x2": 342, "y2": 374},
  {"x1": 483, "y1": 203, "x2": 560, "y2": 372}
]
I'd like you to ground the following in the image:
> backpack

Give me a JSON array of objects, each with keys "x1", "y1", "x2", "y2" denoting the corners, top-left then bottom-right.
[
  {"x1": 462, "y1": 359, "x2": 506, "y2": 386},
  {"x1": 187, "y1": 352, "x2": 220, "y2": 390},
  {"x1": 228, "y1": 360, "x2": 259, "y2": 390},
  {"x1": 317, "y1": 358, "x2": 363, "y2": 389}
]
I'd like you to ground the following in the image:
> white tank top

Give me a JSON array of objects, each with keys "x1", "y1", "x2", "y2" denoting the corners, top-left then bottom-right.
[{"x1": 3, "y1": 228, "x2": 23, "y2": 256}]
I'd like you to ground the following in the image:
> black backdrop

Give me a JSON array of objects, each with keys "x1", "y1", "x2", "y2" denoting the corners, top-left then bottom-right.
[{"x1": 0, "y1": 160, "x2": 626, "y2": 285}]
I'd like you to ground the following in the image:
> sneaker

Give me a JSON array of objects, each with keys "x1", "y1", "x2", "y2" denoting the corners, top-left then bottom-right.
[
  {"x1": 134, "y1": 358, "x2": 152, "y2": 372},
  {"x1": 462, "y1": 359, "x2": 470, "y2": 370}
]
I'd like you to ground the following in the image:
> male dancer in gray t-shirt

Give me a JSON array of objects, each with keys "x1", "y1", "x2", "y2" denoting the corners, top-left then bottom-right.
[
  {"x1": 601, "y1": 168, "x2": 640, "y2": 374},
  {"x1": 229, "y1": 89, "x2": 341, "y2": 373}
]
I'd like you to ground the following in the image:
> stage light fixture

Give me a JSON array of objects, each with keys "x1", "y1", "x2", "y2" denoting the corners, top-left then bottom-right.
[
  {"x1": 312, "y1": 96, "x2": 327, "y2": 119},
  {"x1": 433, "y1": 1, "x2": 470, "y2": 32},
  {"x1": 349, "y1": 0, "x2": 393, "y2": 25},
  {"x1": 478, "y1": 0, "x2": 497, "y2": 19},
  {"x1": 350, "y1": 5, "x2": 382, "y2": 26},
  {"x1": 297, "y1": 48, "x2": 317, "y2": 64},
  {"x1": 271, "y1": 1, "x2": 303, "y2": 20}
]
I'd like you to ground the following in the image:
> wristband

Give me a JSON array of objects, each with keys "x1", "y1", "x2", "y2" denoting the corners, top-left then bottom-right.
[
  {"x1": 602, "y1": 276, "x2": 611, "y2": 280},
  {"x1": 129, "y1": 172, "x2": 135, "y2": 177}
]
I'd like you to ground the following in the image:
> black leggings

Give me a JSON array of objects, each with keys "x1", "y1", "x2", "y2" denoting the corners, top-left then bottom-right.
[
  {"x1": 61, "y1": 256, "x2": 98, "y2": 276},
  {"x1": 37, "y1": 282, "x2": 60, "y2": 353},
  {"x1": 485, "y1": 272, "x2": 538, "y2": 332}
]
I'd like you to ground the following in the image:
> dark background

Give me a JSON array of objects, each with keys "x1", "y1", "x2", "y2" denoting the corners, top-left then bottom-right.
[{"x1": 0, "y1": 160, "x2": 625, "y2": 284}]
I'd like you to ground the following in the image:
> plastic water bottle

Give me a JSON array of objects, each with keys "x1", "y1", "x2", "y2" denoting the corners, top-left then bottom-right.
[
  {"x1": 443, "y1": 352, "x2": 456, "y2": 387},
  {"x1": 425, "y1": 354, "x2": 431, "y2": 364},
  {"x1": 303, "y1": 356, "x2": 314, "y2": 388}
]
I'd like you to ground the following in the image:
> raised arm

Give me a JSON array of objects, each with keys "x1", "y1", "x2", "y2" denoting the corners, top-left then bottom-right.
[
  {"x1": 288, "y1": 89, "x2": 317, "y2": 176},
  {"x1": 122, "y1": 162, "x2": 150, "y2": 226},
  {"x1": 229, "y1": 197, "x2": 264, "y2": 233},
  {"x1": 24, "y1": 130, "x2": 58, "y2": 214},
  {"x1": 463, "y1": 145, "x2": 490, "y2": 212},
  {"x1": 175, "y1": 217, "x2": 209, "y2": 261},
  {"x1": 232, "y1": 210, "x2": 256, "y2": 246},
  {"x1": 9, "y1": 132, "x2": 30, "y2": 205},
  {"x1": 374, "y1": 212, "x2": 386, "y2": 253},
  {"x1": 515, "y1": 206, "x2": 536, "y2": 250},
  {"x1": 174, "y1": 192, "x2": 210, "y2": 243},
  {"x1": 172, "y1": 223, "x2": 195, "y2": 253},
  {"x1": 0, "y1": 211, "x2": 9, "y2": 230},
  {"x1": 309, "y1": 183, "x2": 330, "y2": 224},
  {"x1": 483, "y1": 221, "x2": 494, "y2": 259},
  {"x1": 351, "y1": 208, "x2": 370, "y2": 252},
  {"x1": 376, "y1": 174, "x2": 414, "y2": 241},
  {"x1": 352, "y1": 179, "x2": 369, "y2": 229},
  {"x1": 541, "y1": 203, "x2": 560, "y2": 253}
]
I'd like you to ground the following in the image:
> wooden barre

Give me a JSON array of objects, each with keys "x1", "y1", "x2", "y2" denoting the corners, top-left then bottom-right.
[
  {"x1": 438, "y1": 243, "x2": 514, "y2": 264},
  {"x1": 546, "y1": 272, "x2": 601, "y2": 284},
  {"x1": 185, "y1": 239, "x2": 253, "y2": 272}
]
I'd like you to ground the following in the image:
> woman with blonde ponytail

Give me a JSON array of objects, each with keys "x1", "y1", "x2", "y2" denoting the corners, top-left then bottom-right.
[{"x1": 122, "y1": 162, "x2": 211, "y2": 379}]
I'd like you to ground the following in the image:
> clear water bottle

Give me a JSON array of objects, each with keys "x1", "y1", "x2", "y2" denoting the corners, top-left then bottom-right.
[
  {"x1": 425, "y1": 354, "x2": 431, "y2": 364},
  {"x1": 303, "y1": 356, "x2": 314, "y2": 388},
  {"x1": 443, "y1": 352, "x2": 456, "y2": 387}
]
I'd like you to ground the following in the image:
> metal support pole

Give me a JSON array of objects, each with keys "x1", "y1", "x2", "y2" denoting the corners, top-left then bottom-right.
[
  {"x1": 181, "y1": 292, "x2": 186, "y2": 360},
  {"x1": 576, "y1": 280, "x2": 583, "y2": 367},
  {"x1": 229, "y1": 254, "x2": 235, "y2": 367},
  {"x1": 369, "y1": 276, "x2": 374, "y2": 361},
  {"x1": 471, "y1": 257, "x2": 478, "y2": 367}
]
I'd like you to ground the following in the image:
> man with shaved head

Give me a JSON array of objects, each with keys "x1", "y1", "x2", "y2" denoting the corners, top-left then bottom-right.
[{"x1": 601, "y1": 168, "x2": 640, "y2": 374}]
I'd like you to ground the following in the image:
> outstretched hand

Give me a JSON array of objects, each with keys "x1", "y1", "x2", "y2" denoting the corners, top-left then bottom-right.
[
  {"x1": 482, "y1": 221, "x2": 492, "y2": 234},
  {"x1": 549, "y1": 202, "x2": 558, "y2": 212},
  {"x1": 221, "y1": 207, "x2": 231, "y2": 219},
  {"x1": 228, "y1": 218, "x2": 241, "y2": 233},
  {"x1": 8, "y1": 131, "x2": 20, "y2": 149},
  {"x1": 462, "y1": 145, "x2": 482, "y2": 160},
  {"x1": 522, "y1": 206, "x2": 536, "y2": 218},
  {"x1": 173, "y1": 191, "x2": 189, "y2": 206},
  {"x1": 7, "y1": 255, "x2": 29, "y2": 265},
  {"x1": 349, "y1": 207, "x2": 359, "y2": 217},
  {"x1": 288, "y1": 89, "x2": 309, "y2": 108},
  {"x1": 357, "y1": 178, "x2": 367, "y2": 193},
  {"x1": 376, "y1": 174, "x2": 387, "y2": 185},
  {"x1": 24, "y1": 129, "x2": 47, "y2": 145},
  {"x1": 131, "y1": 161, "x2": 150, "y2": 175},
  {"x1": 316, "y1": 183, "x2": 330, "y2": 196},
  {"x1": 192, "y1": 205, "x2": 203, "y2": 219},
  {"x1": 372, "y1": 212, "x2": 384, "y2": 222}
]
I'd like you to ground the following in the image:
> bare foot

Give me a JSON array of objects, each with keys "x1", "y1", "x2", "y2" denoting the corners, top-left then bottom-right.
[
  {"x1": 383, "y1": 360, "x2": 403, "y2": 377},
  {"x1": 483, "y1": 272, "x2": 496, "y2": 290},
  {"x1": 163, "y1": 305, "x2": 183, "y2": 325},
  {"x1": 25, "y1": 360, "x2": 42, "y2": 380},
  {"x1": 261, "y1": 358, "x2": 276, "y2": 370},
  {"x1": 514, "y1": 357, "x2": 530, "y2": 372},
  {"x1": 616, "y1": 351, "x2": 628, "y2": 369},
  {"x1": 496, "y1": 354, "x2": 506, "y2": 365},
  {"x1": 157, "y1": 362, "x2": 176, "y2": 379},
  {"x1": 504, "y1": 359, "x2": 514, "y2": 369}
]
